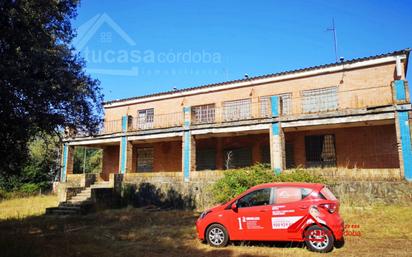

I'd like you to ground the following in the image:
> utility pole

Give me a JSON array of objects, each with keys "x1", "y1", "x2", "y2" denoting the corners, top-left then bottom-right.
[{"x1": 327, "y1": 18, "x2": 338, "y2": 62}]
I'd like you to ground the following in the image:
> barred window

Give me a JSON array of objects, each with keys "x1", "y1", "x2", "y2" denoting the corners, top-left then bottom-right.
[
  {"x1": 137, "y1": 108, "x2": 154, "y2": 129},
  {"x1": 305, "y1": 135, "x2": 336, "y2": 168},
  {"x1": 196, "y1": 148, "x2": 216, "y2": 170},
  {"x1": 223, "y1": 99, "x2": 251, "y2": 121},
  {"x1": 224, "y1": 148, "x2": 252, "y2": 169},
  {"x1": 260, "y1": 93, "x2": 292, "y2": 117},
  {"x1": 301, "y1": 86, "x2": 338, "y2": 113},
  {"x1": 191, "y1": 104, "x2": 215, "y2": 124},
  {"x1": 137, "y1": 148, "x2": 154, "y2": 172}
]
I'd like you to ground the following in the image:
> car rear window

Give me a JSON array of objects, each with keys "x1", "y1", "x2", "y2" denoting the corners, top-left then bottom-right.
[{"x1": 320, "y1": 187, "x2": 337, "y2": 200}]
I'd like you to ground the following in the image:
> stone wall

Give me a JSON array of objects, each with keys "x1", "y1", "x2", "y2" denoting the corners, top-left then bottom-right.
[
  {"x1": 66, "y1": 174, "x2": 96, "y2": 188},
  {"x1": 329, "y1": 181, "x2": 412, "y2": 205},
  {"x1": 119, "y1": 170, "x2": 411, "y2": 210},
  {"x1": 283, "y1": 168, "x2": 402, "y2": 181},
  {"x1": 122, "y1": 171, "x2": 223, "y2": 210}
]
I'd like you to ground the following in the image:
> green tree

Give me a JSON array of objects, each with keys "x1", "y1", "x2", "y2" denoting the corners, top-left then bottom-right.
[
  {"x1": 0, "y1": 0, "x2": 103, "y2": 177},
  {"x1": 0, "y1": 133, "x2": 60, "y2": 191},
  {"x1": 73, "y1": 147, "x2": 102, "y2": 174}
]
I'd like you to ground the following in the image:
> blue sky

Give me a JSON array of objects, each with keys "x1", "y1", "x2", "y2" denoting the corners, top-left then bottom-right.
[{"x1": 72, "y1": 0, "x2": 412, "y2": 102}]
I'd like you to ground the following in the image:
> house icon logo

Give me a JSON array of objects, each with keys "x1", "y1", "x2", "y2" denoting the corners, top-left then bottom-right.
[{"x1": 73, "y1": 13, "x2": 139, "y2": 76}]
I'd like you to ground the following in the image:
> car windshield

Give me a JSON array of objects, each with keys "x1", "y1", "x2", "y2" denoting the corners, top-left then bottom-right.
[{"x1": 320, "y1": 187, "x2": 337, "y2": 200}]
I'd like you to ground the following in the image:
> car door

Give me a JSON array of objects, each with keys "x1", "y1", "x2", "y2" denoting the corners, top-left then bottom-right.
[
  {"x1": 229, "y1": 187, "x2": 274, "y2": 240},
  {"x1": 270, "y1": 186, "x2": 310, "y2": 241}
]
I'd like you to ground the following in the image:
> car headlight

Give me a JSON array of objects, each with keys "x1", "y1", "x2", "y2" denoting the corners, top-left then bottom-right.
[{"x1": 199, "y1": 210, "x2": 211, "y2": 220}]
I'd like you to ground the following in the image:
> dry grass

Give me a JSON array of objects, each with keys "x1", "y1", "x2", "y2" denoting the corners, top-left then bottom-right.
[
  {"x1": 0, "y1": 196, "x2": 411, "y2": 257},
  {"x1": 0, "y1": 194, "x2": 58, "y2": 220}
]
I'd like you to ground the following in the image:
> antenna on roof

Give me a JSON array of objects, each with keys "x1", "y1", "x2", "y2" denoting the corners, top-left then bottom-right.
[{"x1": 327, "y1": 18, "x2": 338, "y2": 62}]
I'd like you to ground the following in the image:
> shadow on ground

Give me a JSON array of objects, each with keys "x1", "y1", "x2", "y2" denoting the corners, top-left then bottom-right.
[
  {"x1": 122, "y1": 182, "x2": 195, "y2": 210},
  {"x1": 0, "y1": 206, "x2": 278, "y2": 257}
]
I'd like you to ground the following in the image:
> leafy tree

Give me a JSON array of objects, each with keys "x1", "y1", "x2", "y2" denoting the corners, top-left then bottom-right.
[
  {"x1": 0, "y1": 133, "x2": 60, "y2": 191},
  {"x1": 73, "y1": 147, "x2": 102, "y2": 174},
  {"x1": 0, "y1": 0, "x2": 103, "y2": 177}
]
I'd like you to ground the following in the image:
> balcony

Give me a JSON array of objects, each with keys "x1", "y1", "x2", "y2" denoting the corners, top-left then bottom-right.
[{"x1": 99, "y1": 84, "x2": 399, "y2": 135}]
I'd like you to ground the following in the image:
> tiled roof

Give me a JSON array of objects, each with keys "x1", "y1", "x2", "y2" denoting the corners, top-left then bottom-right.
[{"x1": 104, "y1": 49, "x2": 410, "y2": 105}]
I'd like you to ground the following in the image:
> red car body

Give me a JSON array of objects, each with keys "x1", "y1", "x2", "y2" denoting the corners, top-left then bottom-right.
[{"x1": 196, "y1": 182, "x2": 344, "y2": 252}]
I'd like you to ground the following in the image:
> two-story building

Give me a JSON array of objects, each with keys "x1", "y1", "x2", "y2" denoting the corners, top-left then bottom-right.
[{"x1": 61, "y1": 49, "x2": 412, "y2": 184}]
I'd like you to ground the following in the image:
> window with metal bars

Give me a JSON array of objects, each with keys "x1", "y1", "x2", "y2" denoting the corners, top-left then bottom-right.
[
  {"x1": 224, "y1": 148, "x2": 252, "y2": 169},
  {"x1": 196, "y1": 148, "x2": 216, "y2": 170},
  {"x1": 137, "y1": 148, "x2": 154, "y2": 172},
  {"x1": 260, "y1": 93, "x2": 292, "y2": 117},
  {"x1": 285, "y1": 142, "x2": 295, "y2": 169},
  {"x1": 223, "y1": 99, "x2": 251, "y2": 121},
  {"x1": 301, "y1": 86, "x2": 338, "y2": 113},
  {"x1": 261, "y1": 145, "x2": 270, "y2": 165},
  {"x1": 305, "y1": 135, "x2": 336, "y2": 168},
  {"x1": 191, "y1": 104, "x2": 215, "y2": 124},
  {"x1": 137, "y1": 108, "x2": 154, "y2": 129}
]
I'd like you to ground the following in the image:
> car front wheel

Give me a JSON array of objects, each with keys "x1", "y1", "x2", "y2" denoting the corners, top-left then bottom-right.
[
  {"x1": 206, "y1": 224, "x2": 229, "y2": 247},
  {"x1": 304, "y1": 225, "x2": 334, "y2": 253}
]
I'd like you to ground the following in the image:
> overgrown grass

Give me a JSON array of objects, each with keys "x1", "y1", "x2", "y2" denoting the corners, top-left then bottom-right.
[
  {"x1": 0, "y1": 194, "x2": 58, "y2": 220},
  {"x1": 0, "y1": 195, "x2": 411, "y2": 257}
]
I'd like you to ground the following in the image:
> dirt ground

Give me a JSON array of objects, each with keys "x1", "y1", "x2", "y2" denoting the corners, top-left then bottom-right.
[{"x1": 0, "y1": 196, "x2": 411, "y2": 257}]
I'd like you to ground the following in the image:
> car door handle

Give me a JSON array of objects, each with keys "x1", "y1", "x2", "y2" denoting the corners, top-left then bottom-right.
[
  {"x1": 259, "y1": 209, "x2": 267, "y2": 212},
  {"x1": 299, "y1": 205, "x2": 308, "y2": 209}
]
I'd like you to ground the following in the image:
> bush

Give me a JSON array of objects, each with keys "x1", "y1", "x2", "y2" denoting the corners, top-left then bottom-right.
[
  {"x1": 0, "y1": 188, "x2": 9, "y2": 200},
  {"x1": 211, "y1": 164, "x2": 327, "y2": 203},
  {"x1": 19, "y1": 183, "x2": 41, "y2": 194}
]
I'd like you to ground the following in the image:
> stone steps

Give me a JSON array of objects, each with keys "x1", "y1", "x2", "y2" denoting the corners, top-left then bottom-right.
[{"x1": 47, "y1": 184, "x2": 97, "y2": 215}]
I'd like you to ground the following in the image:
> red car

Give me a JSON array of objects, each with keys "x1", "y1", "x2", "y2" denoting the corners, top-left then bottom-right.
[{"x1": 196, "y1": 182, "x2": 344, "y2": 253}]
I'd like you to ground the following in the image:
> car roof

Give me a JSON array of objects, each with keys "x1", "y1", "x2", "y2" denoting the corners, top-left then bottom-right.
[{"x1": 249, "y1": 182, "x2": 325, "y2": 191}]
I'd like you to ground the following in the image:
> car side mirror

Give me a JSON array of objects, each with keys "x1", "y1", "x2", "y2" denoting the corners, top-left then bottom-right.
[{"x1": 231, "y1": 202, "x2": 238, "y2": 212}]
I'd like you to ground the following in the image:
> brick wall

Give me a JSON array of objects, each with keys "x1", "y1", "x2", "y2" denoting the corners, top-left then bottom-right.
[
  {"x1": 286, "y1": 124, "x2": 400, "y2": 169},
  {"x1": 131, "y1": 140, "x2": 182, "y2": 172},
  {"x1": 104, "y1": 63, "x2": 397, "y2": 121},
  {"x1": 196, "y1": 133, "x2": 269, "y2": 169},
  {"x1": 102, "y1": 145, "x2": 119, "y2": 180}
]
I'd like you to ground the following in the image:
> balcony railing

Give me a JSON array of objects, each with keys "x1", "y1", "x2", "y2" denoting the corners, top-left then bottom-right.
[
  {"x1": 99, "y1": 84, "x2": 397, "y2": 135},
  {"x1": 129, "y1": 112, "x2": 183, "y2": 131}
]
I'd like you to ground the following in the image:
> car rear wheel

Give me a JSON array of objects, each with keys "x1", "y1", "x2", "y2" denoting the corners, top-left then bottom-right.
[
  {"x1": 305, "y1": 225, "x2": 334, "y2": 253},
  {"x1": 206, "y1": 224, "x2": 229, "y2": 247}
]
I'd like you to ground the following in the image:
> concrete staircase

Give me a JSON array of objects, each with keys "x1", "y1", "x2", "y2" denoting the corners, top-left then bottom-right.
[{"x1": 46, "y1": 181, "x2": 111, "y2": 215}]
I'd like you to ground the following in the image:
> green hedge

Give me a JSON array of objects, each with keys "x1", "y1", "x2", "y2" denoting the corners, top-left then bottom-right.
[{"x1": 211, "y1": 164, "x2": 327, "y2": 203}]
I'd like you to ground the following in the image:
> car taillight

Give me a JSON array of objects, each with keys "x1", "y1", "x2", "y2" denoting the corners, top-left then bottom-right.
[{"x1": 319, "y1": 203, "x2": 338, "y2": 213}]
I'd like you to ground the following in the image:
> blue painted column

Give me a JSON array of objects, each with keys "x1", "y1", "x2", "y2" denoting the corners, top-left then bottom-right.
[
  {"x1": 119, "y1": 115, "x2": 128, "y2": 174},
  {"x1": 394, "y1": 80, "x2": 412, "y2": 181},
  {"x1": 60, "y1": 144, "x2": 69, "y2": 182},
  {"x1": 60, "y1": 143, "x2": 74, "y2": 182},
  {"x1": 182, "y1": 107, "x2": 195, "y2": 182},
  {"x1": 270, "y1": 96, "x2": 284, "y2": 175}
]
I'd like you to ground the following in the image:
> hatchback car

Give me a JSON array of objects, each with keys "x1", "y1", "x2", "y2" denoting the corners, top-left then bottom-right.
[{"x1": 196, "y1": 182, "x2": 344, "y2": 253}]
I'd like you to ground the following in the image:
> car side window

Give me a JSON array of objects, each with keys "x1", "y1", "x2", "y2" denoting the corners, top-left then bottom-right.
[
  {"x1": 237, "y1": 188, "x2": 271, "y2": 208},
  {"x1": 275, "y1": 187, "x2": 305, "y2": 204}
]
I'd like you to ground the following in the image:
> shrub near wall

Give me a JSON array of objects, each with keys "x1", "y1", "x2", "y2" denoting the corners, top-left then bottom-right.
[{"x1": 211, "y1": 164, "x2": 327, "y2": 203}]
